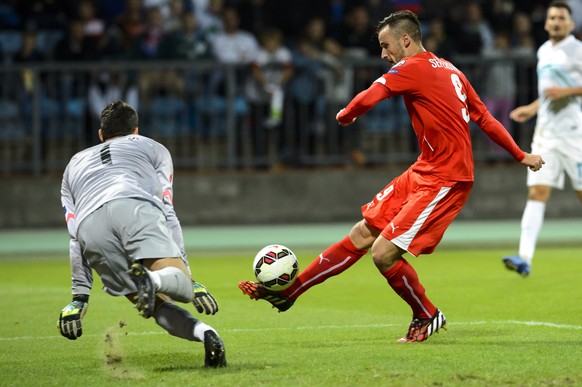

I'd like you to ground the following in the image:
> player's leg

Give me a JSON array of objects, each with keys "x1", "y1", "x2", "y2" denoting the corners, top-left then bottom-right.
[
  {"x1": 371, "y1": 236, "x2": 445, "y2": 342},
  {"x1": 518, "y1": 185, "x2": 551, "y2": 263},
  {"x1": 374, "y1": 177, "x2": 471, "y2": 342},
  {"x1": 238, "y1": 220, "x2": 374, "y2": 311},
  {"x1": 124, "y1": 294, "x2": 226, "y2": 367},
  {"x1": 282, "y1": 219, "x2": 376, "y2": 300},
  {"x1": 128, "y1": 256, "x2": 194, "y2": 317},
  {"x1": 504, "y1": 145, "x2": 565, "y2": 275}
]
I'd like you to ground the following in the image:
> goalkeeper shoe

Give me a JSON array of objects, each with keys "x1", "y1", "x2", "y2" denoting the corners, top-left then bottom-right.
[
  {"x1": 502, "y1": 255, "x2": 531, "y2": 277},
  {"x1": 397, "y1": 309, "x2": 447, "y2": 343},
  {"x1": 238, "y1": 280, "x2": 294, "y2": 312},
  {"x1": 128, "y1": 263, "x2": 156, "y2": 318},
  {"x1": 204, "y1": 330, "x2": 227, "y2": 368}
]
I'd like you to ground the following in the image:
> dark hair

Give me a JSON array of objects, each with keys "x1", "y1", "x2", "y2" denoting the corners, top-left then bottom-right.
[
  {"x1": 100, "y1": 100, "x2": 138, "y2": 140},
  {"x1": 548, "y1": 1, "x2": 572, "y2": 15},
  {"x1": 376, "y1": 10, "x2": 422, "y2": 42}
]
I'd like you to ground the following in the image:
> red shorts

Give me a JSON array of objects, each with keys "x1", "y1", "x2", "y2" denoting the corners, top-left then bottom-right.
[{"x1": 362, "y1": 169, "x2": 472, "y2": 256}]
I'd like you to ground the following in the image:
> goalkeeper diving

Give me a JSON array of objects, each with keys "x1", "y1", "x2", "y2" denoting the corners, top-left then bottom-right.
[{"x1": 57, "y1": 100, "x2": 226, "y2": 368}]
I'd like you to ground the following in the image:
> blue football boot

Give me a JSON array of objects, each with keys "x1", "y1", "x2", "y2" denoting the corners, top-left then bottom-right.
[{"x1": 502, "y1": 255, "x2": 531, "y2": 277}]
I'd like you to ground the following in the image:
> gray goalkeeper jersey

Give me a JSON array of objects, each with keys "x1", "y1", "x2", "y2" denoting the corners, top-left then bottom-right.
[{"x1": 61, "y1": 134, "x2": 186, "y2": 296}]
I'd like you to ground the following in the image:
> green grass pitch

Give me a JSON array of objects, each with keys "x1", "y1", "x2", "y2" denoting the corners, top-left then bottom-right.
[{"x1": 1, "y1": 247, "x2": 581, "y2": 386}]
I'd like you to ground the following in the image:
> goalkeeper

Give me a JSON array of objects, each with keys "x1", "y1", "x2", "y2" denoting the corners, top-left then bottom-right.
[{"x1": 58, "y1": 100, "x2": 226, "y2": 368}]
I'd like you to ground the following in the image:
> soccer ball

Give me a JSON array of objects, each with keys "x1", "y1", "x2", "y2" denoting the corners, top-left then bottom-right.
[{"x1": 253, "y1": 244, "x2": 299, "y2": 291}]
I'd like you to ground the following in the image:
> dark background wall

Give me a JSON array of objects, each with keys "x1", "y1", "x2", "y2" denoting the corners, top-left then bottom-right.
[{"x1": 1, "y1": 165, "x2": 580, "y2": 229}]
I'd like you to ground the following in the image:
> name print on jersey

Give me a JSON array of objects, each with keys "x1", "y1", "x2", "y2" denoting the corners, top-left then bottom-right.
[{"x1": 429, "y1": 58, "x2": 460, "y2": 73}]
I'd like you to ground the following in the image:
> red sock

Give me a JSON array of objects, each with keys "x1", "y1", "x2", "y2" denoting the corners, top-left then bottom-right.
[
  {"x1": 381, "y1": 258, "x2": 437, "y2": 319},
  {"x1": 282, "y1": 236, "x2": 367, "y2": 301}
]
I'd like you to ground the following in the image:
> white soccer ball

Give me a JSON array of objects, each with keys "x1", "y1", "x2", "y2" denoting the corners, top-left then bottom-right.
[{"x1": 253, "y1": 244, "x2": 299, "y2": 291}]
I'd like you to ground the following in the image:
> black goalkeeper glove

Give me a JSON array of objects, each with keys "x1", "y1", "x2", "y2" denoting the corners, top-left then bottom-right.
[
  {"x1": 57, "y1": 295, "x2": 89, "y2": 340},
  {"x1": 192, "y1": 281, "x2": 218, "y2": 315}
]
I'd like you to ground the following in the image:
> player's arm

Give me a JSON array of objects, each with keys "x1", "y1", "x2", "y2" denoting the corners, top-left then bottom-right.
[
  {"x1": 509, "y1": 98, "x2": 539, "y2": 123},
  {"x1": 467, "y1": 84, "x2": 545, "y2": 171},
  {"x1": 336, "y1": 80, "x2": 390, "y2": 126},
  {"x1": 58, "y1": 176, "x2": 92, "y2": 340},
  {"x1": 544, "y1": 86, "x2": 582, "y2": 100},
  {"x1": 467, "y1": 80, "x2": 525, "y2": 161},
  {"x1": 154, "y1": 145, "x2": 187, "y2": 260}
]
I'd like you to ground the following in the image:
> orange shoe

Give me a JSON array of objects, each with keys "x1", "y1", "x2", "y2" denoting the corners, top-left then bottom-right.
[{"x1": 238, "y1": 280, "x2": 294, "y2": 312}]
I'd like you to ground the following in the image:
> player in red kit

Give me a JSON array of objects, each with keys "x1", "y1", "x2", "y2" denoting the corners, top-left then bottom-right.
[{"x1": 239, "y1": 10, "x2": 545, "y2": 342}]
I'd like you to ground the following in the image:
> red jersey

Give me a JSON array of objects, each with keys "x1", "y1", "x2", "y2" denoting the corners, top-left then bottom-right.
[{"x1": 337, "y1": 51, "x2": 525, "y2": 181}]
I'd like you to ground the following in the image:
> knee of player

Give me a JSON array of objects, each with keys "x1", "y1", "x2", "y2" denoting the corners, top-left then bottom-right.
[{"x1": 527, "y1": 185, "x2": 551, "y2": 202}]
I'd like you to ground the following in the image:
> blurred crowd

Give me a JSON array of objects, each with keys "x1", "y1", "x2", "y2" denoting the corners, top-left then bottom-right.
[
  {"x1": 0, "y1": 0, "x2": 572, "y2": 171},
  {"x1": 0, "y1": 0, "x2": 570, "y2": 64}
]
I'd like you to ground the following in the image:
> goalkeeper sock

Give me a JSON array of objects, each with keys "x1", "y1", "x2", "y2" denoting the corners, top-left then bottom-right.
[
  {"x1": 148, "y1": 267, "x2": 193, "y2": 303},
  {"x1": 519, "y1": 200, "x2": 545, "y2": 265},
  {"x1": 381, "y1": 258, "x2": 436, "y2": 319},
  {"x1": 193, "y1": 322, "x2": 216, "y2": 343},
  {"x1": 284, "y1": 236, "x2": 367, "y2": 301},
  {"x1": 154, "y1": 301, "x2": 199, "y2": 341}
]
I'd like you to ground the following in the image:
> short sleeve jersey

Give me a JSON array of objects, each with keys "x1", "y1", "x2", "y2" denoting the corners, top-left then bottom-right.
[
  {"x1": 536, "y1": 35, "x2": 582, "y2": 139},
  {"x1": 375, "y1": 52, "x2": 495, "y2": 181},
  {"x1": 61, "y1": 134, "x2": 174, "y2": 228}
]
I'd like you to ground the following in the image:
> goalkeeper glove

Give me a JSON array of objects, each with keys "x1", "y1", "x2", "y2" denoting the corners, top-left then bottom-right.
[
  {"x1": 57, "y1": 295, "x2": 89, "y2": 340},
  {"x1": 192, "y1": 281, "x2": 218, "y2": 315}
]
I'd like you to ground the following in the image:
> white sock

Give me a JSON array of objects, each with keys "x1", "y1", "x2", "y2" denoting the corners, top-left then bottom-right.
[
  {"x1": 193, "y1": 322, "x2": 215, "y2": 343},
  {"x1": 148, "y1": 270, "x2": 162, "y2": 289},
  {"x1": 519, "y1": 200, "x2": 546, "y2": 265},
  {"x1": 147, "y1": 267, "x2": 193, "y2": 302}
]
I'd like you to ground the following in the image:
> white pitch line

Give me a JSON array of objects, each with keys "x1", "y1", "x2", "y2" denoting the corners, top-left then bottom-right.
[{"x1": 1, "y1": 320, "x2": 581, "y2": 342}]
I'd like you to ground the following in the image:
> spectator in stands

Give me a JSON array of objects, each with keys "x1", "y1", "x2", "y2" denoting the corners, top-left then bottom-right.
[
  {"x1": 50, "y1": 19, "x2": 95, "y2": 141},
  {"x1": 289, "y1": 17, "x2": 353, "y2": 166},
  {"x1": 244, "y1": 27, "x2": 294, "y2": 168},
  {"x1": 14, "y1": 0, "x2": 68, "y2": 30},
  {"x1": 424, "y1": 17, "x2": 456, "y2": 59},
  {"x1": 482, "y1": 31, "x2": 518, "y2": 158},
  {"x1": 511, "y1": 11, "x2": 537, "y2": 56},
  {"x1": 137, "y1": 6, "x2": 186, "y2": 136},
  {"x1": 484, "y1": 0, "x2": 514, "y2": 34},
  {"x1": 337, "y1": 5, "x2": 377, "y2": 58},
  {"x1": 236, "y1": 0, "x2": 277, "y2": 38},
  {"x1": 210, "y1": 5, "x2": 258, "y2": 65},
  {"x1": 453, "y1": 1, "x2": 495, "y2": 55},
  {"x1": 163, "y1": 0, "x2": 186, "y2": 33},
  {"x1": 200, "y1": 5, "x2": 257, "y2": 153},
  {"x1": 114, "y1": 0, "x2": 146, "y2": 57},
  {"x1": 335, "y1": 5, "x2": 381, "y2": 166},
  {"x1": 208, "y1": 4, "x2": 259, "y2": 100},
  {"x1": 97, "y1": 0, "x2": 125, "y2": 26},
  {"x1": 51, "y1": 18, "x2": 95, "y2": 61},
  {"x1": 144, "y1": 0, "x2": 172, "y2": 19},
  {"x1": 266, "y1": 0, "x2": 328, "y2": 41},
  {"x1": 159, "y1": 11, "x2": 212, "y2": 60},
  {"x1": 134, "y1": 6, "x2": 166, "y2": 59},
  {"x1": 87, "y1": 70, "x2": 139, "y2": 142},
  {"x1": 363, "y1": 0, "x2": 395, "y2": 25},
  {"x1": 77, "y1": 0, "x2": 105, "y2": 44},
  {"x1": 190, "y1": 0, "x2": 224, "y2": 37},
  {"x1": 13, "y1": 28, "x2": 59, "y2": 137},
  {"x1": 13, "y1": 29, "x2": 45, "y2": 63}
]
